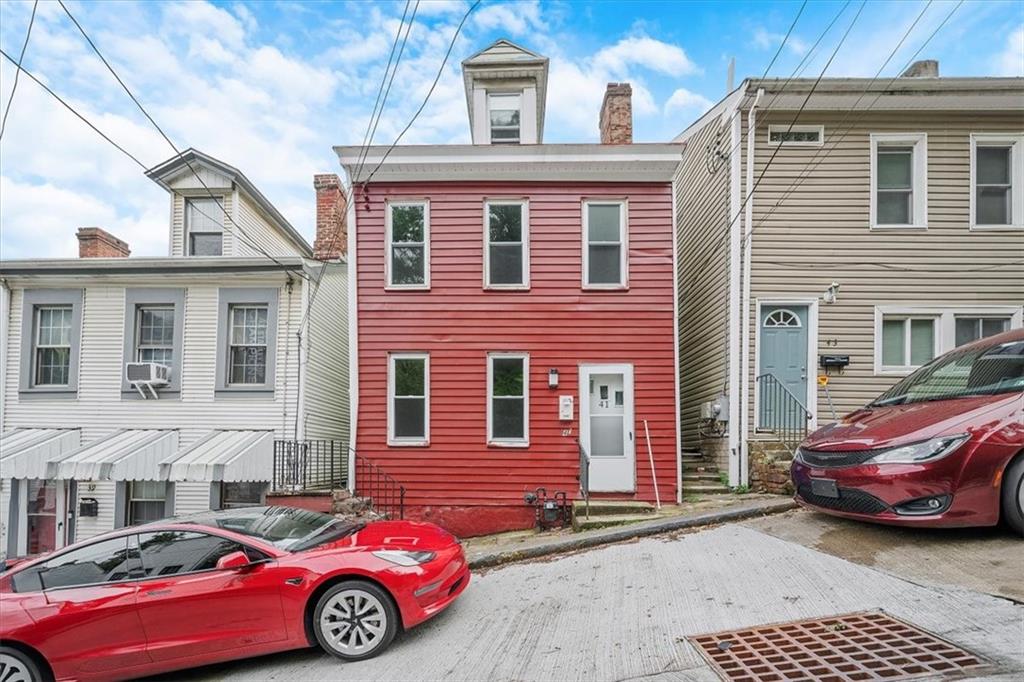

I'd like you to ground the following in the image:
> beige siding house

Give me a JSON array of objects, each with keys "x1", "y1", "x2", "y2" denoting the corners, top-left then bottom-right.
[
  {"x1": 675, "y1": 66, "x2": 1024, "y2": 488},
  {"x1": 0, "y1": 151, "x2": 349, "y2": 556}
]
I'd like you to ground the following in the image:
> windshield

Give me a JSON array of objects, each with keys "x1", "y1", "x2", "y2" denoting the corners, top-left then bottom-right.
[
  {"x1": 185, "y1": 506, "x2": 364, "y2": 552},
  {"x1": 872, "y1": 339, "x2": 1024, "y2": 407}
]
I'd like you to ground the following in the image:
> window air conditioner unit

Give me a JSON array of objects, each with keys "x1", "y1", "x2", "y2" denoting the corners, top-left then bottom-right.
[{"x1": 126, "y1": 362, "x2": 171, "y2": 399}]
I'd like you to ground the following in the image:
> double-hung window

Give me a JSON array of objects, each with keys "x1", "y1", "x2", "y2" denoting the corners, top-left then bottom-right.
[
  {"x1": 583, "y1": 200, "x2": 628, "y2": 288},
  {"x1": 971, "y1": 134, "x2": 1023, "y2": 229},
  {"x1": 388, "y1": 353, "x2": 429, "y2": 445},
  {"x1": 228, "y1": 305, "x2": 269, "y2": 385},
  {"x1": 485, "y1": 200, "x2": 529, "y2": 288},
  {"x1": 127, "y1": 481, "x2": 168, "y2": 525},
  {"x1": 135, "y1": 306, "x2": 175, "y2": 366},
  {"x1": 871, "y1": 133, "x2": 927, "y2": 228},
  {"x1": 488, "y1": 93, "x2": 521, "y2": 144},
  {"x1": 487, "y1": 353, "x2": 528, "y2": 445},
  {"x1": 387, "y1": 201, "x2": 429, "y2": 288},
  {"x1": 186, "y1": 197, "x2": 225, "y2": 256},
  {"x1": 34, "y1": 306, "x2": 73, "y2": 386},
  {"x1": 879, "y1": 315, "x2": 938, "y2": 373},
  {"x1": 955, "y1": 316, "x2": 1011, "y2": 348}
]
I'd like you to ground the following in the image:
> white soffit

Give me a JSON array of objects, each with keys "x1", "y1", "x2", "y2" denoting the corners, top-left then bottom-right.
[
  {"x1": 0, "y1": 429, "x2": 81, "y2": 479},
  {"x1": 159, "y1": 430, "x2": 273, "y2": 483},
  {"x1": 48, "y1": 430, "x2": 178, "y2": 481}
]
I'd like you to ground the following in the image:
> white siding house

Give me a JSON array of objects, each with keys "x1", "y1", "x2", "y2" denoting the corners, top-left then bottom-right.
[{"x1": 0, "y1": 150, "x2": 349, "y2": 556}]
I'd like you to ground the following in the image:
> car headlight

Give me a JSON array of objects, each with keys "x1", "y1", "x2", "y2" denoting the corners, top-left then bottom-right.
[
  {"x1": 372, "y1": 550, "x2": 436, "y2": 566},
  {"x1": 868, "y1": 434, "x2": 969, "y2": 465}
]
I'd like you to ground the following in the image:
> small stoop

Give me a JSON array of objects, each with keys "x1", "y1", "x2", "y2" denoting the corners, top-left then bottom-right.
[
  {"x1": 681, "y1": 452, "x2": 732, "y2": 496},
  {"x1": 571, "y1": 500, "x2": 656, "y2": 531}
]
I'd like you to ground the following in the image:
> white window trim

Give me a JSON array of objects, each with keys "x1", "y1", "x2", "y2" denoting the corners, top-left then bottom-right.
[
  {"x1": 486, "y1": 352, "x2": 529, "y2": 447},
  {"x1": 385, "y1": 200, "x2": 431, "y2": 290},
  {"x1": 488, "y1": 92, "x2": 522, "y2": 145},
  {"x1": 581, "y1": 199, "x2": 629, "y2": 290},
  {"x1": 873, "y1": 305, "x2": 1023, "y2": 376},
  {"x1": 387, "y1": 352, "x2": 430, "y2": 446},
  {"x1": 870, "y1": 133, "x2": 928, "y2": 230},
  {"x1": 483, "y1": 199, "x2": 530, "y2": 290},
  {"x1": 185, "y1": 196, "x2": 225, "y2": 256},
  {"x1": 969, "y1": 133, "x2": 1024, "y2": 231},
  {"x1": 768, "y1": 124, "x2": 824, "y2": 147}
]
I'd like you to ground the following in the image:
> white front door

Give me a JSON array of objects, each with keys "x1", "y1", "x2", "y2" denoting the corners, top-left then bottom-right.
[{"x1": 580, "y1": 364, "x2": 635, "y2": 492}]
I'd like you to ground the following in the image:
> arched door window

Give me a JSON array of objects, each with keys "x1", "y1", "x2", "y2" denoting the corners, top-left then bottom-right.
[{"x1": 763, "y1": 309, "x2": 802, "y2": 328}]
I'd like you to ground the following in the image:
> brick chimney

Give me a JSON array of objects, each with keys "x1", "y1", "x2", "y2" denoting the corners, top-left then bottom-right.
[
  {"x1": 599, "y1": 83, "x2": 633, "y2": 144},
  {"x1": 76, "y1": 227, "x2": 130, "y2": 258},
  {"x1": 313, "y1": 174, "x2": 347, "y2": 261},
  {"x1": 901, "y1": 59, "x2": 939, "y2": 78}
]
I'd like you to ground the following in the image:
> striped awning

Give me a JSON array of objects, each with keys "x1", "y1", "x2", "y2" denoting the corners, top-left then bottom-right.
[
  {"x1": 159, "y1": 430, "x2": 273, "y2": 483},
  {"x1": 48, "y1": 430, "x2": 178, "y2": 481},
  {"x1": 0, "y1": 429, "x2": 81, "y2": 479}
]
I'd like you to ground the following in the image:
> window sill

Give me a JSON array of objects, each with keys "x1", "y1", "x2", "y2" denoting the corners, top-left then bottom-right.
[
  {"x1": 484, "y1": 285, "x2": 530, "y2": 292},
  {"x1": 582, "y1": 284, "x2": 629, "y2": 291},
  {"x1": 969, "y1": 224, "x2": 1024, "y2": 231},
  {"x1": 388, "y1": 439, "x2": 430, "y2": 447},
  {"x1": 869, "y1": 224, "x2": 928, "y2": 231},
  {"x1": 214, "y1": 388, "x2": 275, "y2": 400},
  {"x1": 385, "y1": 285, "x2": 431, "y2": 292},
  {"x1": 488, "y1": 440, "x2": 529, "y2": 448},
  {"x1": 18, "y1": 389, "x2": 78, "y2": 401},
  {"x1": 875, "y1": 367, "x2": 918, "y2": 377},
  {"x1": 121, "y1": 390, "x2": 181, "y2": 401}
]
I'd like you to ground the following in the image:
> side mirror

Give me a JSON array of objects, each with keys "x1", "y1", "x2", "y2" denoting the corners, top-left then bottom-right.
[{"x1": 216, "y1": 550, "x2": 251, "y2": 571}]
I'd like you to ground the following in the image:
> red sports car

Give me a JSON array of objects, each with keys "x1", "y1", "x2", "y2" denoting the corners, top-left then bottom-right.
[
  {"x1": 0, "y1": 506, "x2": 470, "y2": 682},
  {"x1": 792, "y1": 328, "x2": 1024, "y2": 533}
]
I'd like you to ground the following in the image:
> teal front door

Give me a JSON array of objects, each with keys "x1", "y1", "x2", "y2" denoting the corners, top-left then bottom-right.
[{"x1": 759, "y1": 305, "x2": 809, "y2": 428}]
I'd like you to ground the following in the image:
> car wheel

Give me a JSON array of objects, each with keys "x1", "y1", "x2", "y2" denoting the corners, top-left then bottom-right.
[
  {"x1": 1001, "y1": 455, "x2": 1024, "y2": 537},
  {"x1": 313, "y1": 580, "x2": 399, "y2": 661},
  {"x1": 0, "y1": 646, "x2": 44, "y2": 682}
]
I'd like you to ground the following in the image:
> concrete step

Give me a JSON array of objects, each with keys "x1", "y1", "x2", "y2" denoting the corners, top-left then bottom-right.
[
  {"x1": 571, "y1": 499, "x2": 655, "y2": 517},
  {"x1": 681, "y1": 471, "x2": 723, "y2": 482},
  {"x1": 573, "y1": 512, "x2": 658, "y2": 532},
  {"x1": 683, "y1": 483, "x2": 733, "y2": 495}
]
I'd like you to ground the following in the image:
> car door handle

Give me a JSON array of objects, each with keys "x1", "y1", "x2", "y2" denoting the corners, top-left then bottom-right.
[
  {"x1": 145, "y1": 588, "x2": 172, "y2": 596},
  {"x1": 285, "y1": 577, "x2": 303, "y2": 586}
]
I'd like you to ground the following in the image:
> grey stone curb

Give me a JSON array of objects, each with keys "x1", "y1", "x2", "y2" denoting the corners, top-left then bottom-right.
[{"x1": 467, "y1": 498, "x2": 798, "y2": 569}]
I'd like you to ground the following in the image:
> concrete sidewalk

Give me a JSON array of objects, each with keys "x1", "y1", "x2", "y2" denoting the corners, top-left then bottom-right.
[{"x1": 464, "y1": 495, "x2": 797, "y2": 569}]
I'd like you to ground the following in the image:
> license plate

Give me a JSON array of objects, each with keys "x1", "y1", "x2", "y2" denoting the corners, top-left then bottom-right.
[{"x1": 810, "y1": 478, "x2": 839, "y2": 498}]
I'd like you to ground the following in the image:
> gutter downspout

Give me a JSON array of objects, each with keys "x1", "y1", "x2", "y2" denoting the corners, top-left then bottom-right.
[
  {"x1": 0, "y1": 279, "x2": 9, "y2": 430},
  {"x1": 671, "y1": 160, "x2": 684, "y2": 504},
  {"x1": 345, "y1": 181, "x2": 359, "y2": 494},
  {"x1": 740, "y1": 88, "x2": 764, "y2": 488},
  {"x1": 727, "y1": 110, "x2": 742, "y2": 487}
]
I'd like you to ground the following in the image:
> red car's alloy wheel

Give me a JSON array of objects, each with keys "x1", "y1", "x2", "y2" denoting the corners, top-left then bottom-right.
[
  {"x1": 0, "y1": 646, "x2": 43, "y2": 682},
  {"x1": 314, "y1": 581, "x2": 399, "y2": 661}
]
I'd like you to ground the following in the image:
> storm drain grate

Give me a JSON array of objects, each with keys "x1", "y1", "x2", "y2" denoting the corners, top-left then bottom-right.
[{"x1": 689, "y1": 611, "x2": 988, "y2": 681}]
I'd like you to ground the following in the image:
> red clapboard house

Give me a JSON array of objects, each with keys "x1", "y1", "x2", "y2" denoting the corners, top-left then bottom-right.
[{"x1": 335, "y1": 40, "x2": 683, "y2": 536}]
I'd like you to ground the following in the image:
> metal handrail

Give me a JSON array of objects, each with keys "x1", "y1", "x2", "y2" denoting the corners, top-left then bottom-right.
[
  {"x1": 352, "y1": 448, "x2": 406, "y2": 520},
  {"x1": 577, "y1": 439, "x2": 591, "y2": 519},
  {"x1": 755, "y1": 373, "x2": 812, "y2": 453},
  {"x1": 273, "y1": 439, "x2": 347, "y2": 491}
]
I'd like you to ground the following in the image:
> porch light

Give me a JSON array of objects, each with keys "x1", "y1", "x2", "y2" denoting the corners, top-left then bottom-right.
[{"x1": 548, "y1": 368, "x2": 559, "y2": 388}]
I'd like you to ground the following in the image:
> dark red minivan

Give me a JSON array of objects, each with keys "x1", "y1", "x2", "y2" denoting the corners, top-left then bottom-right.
[{"x1": 792, "y1": 328, "x2": 1024, "y2": 534}]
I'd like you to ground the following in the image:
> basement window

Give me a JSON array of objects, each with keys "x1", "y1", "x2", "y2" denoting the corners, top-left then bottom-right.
[{"x1": 768, "y1": 124, "x2": 823, "y2": 146}]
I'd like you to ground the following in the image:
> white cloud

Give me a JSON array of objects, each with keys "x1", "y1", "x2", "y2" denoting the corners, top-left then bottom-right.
[
  {"x1": 664, "y1": 88, "x2": 713, "y2": 117},
  {"x1": 995, "y1": 25, "x2": 1024, "y2": 76},
  {"x1": 752, "y1": 27, "x2": 808, "y2": 56},
  {"x1": 473, "y1": 0, "x2": 545, "y2": 37},
  {"x1": 593, "y1": 36, "x2": 700, "y2": 77}
]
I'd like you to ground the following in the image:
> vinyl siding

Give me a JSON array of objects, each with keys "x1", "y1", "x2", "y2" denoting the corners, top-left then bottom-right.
[
  {"x1": 302, "y1": 263, "x2": 350, "y2": 443},
  {"x1": 745, "y1": 110, "x2": 1024, "y2": 430},
  {"x1": 75, "y1": 480, "x2": 115, "y2": 541},
  {"x1": 0, "y1": 479, "x2": 11, "y2": 556},
  {"x1": 234, "y1": 192, "x2": 303, "y2": 258},
  {"x1": 676, "y1": 112, "x2": 735, "y2": 454},
  {"x1": 355, "y1": 181, "x2": 678, "y2": 508},
  {"x1": 174, "y1": 481, "x2": 213, "y2": 515}
]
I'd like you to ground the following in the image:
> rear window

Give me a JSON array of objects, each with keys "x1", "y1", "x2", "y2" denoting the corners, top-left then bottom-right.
[{"x1": 873, "y1": 339, "x2": 1024, "y2": 407}]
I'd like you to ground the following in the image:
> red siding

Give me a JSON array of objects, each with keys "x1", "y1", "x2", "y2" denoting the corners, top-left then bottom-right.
[{"x1": 354, "y1": 181, "x2": 677, "y2": 535}]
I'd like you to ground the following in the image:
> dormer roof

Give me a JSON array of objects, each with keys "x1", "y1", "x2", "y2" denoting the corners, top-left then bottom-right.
[
  {"x1": 462, "y1": 39, "x2": 549, "y2": 143},
  {"x1": 145, "y1": 149, "x2": 311, "y2": 257}
]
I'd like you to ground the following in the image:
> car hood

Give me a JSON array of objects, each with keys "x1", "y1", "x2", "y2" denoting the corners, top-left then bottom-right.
[{"x1": 803, "y1": 393, "x2": 1019, "y2": 451}]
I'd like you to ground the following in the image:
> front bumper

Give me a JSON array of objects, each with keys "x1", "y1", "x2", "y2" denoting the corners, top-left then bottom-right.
[
  {"x1": 393, "y1": 546, "x2": 471, "y2": 629},
  {"x1": 790, "y1": 456, "x2": 1000, "y2": 528}
]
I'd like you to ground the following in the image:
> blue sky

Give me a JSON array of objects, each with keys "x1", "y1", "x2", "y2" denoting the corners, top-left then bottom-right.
[{"x1": 1, "y1": 0, "x2": 1021, "y2": 258}]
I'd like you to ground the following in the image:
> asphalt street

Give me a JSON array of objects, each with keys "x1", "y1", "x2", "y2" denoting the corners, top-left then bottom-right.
[{"x1": 151, "y1": 512, "x2": 1024, "y2": 682}]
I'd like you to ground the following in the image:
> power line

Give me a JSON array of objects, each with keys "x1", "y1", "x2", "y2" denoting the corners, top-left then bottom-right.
[
  {"x1": 760, "y1": 0, "x2": 808, "y2": 79},
  {"x1": 56, "y1": 0, "x2": 310, "y2": 280},
  {"x1": 0, "y1": 47, "x2": 148, "y2": 169},
  {"x1": 0, "y1": 0, "x2": 38, "y2": 140}
]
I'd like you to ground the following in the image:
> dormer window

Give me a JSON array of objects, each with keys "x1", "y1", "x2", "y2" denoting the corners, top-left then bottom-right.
[
  {"x1": 488, "y1": 93, "x2": 521, "y2": 144},
  {"x1": 186, "y1": 197, "x2": 225, "y2": 256}
]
